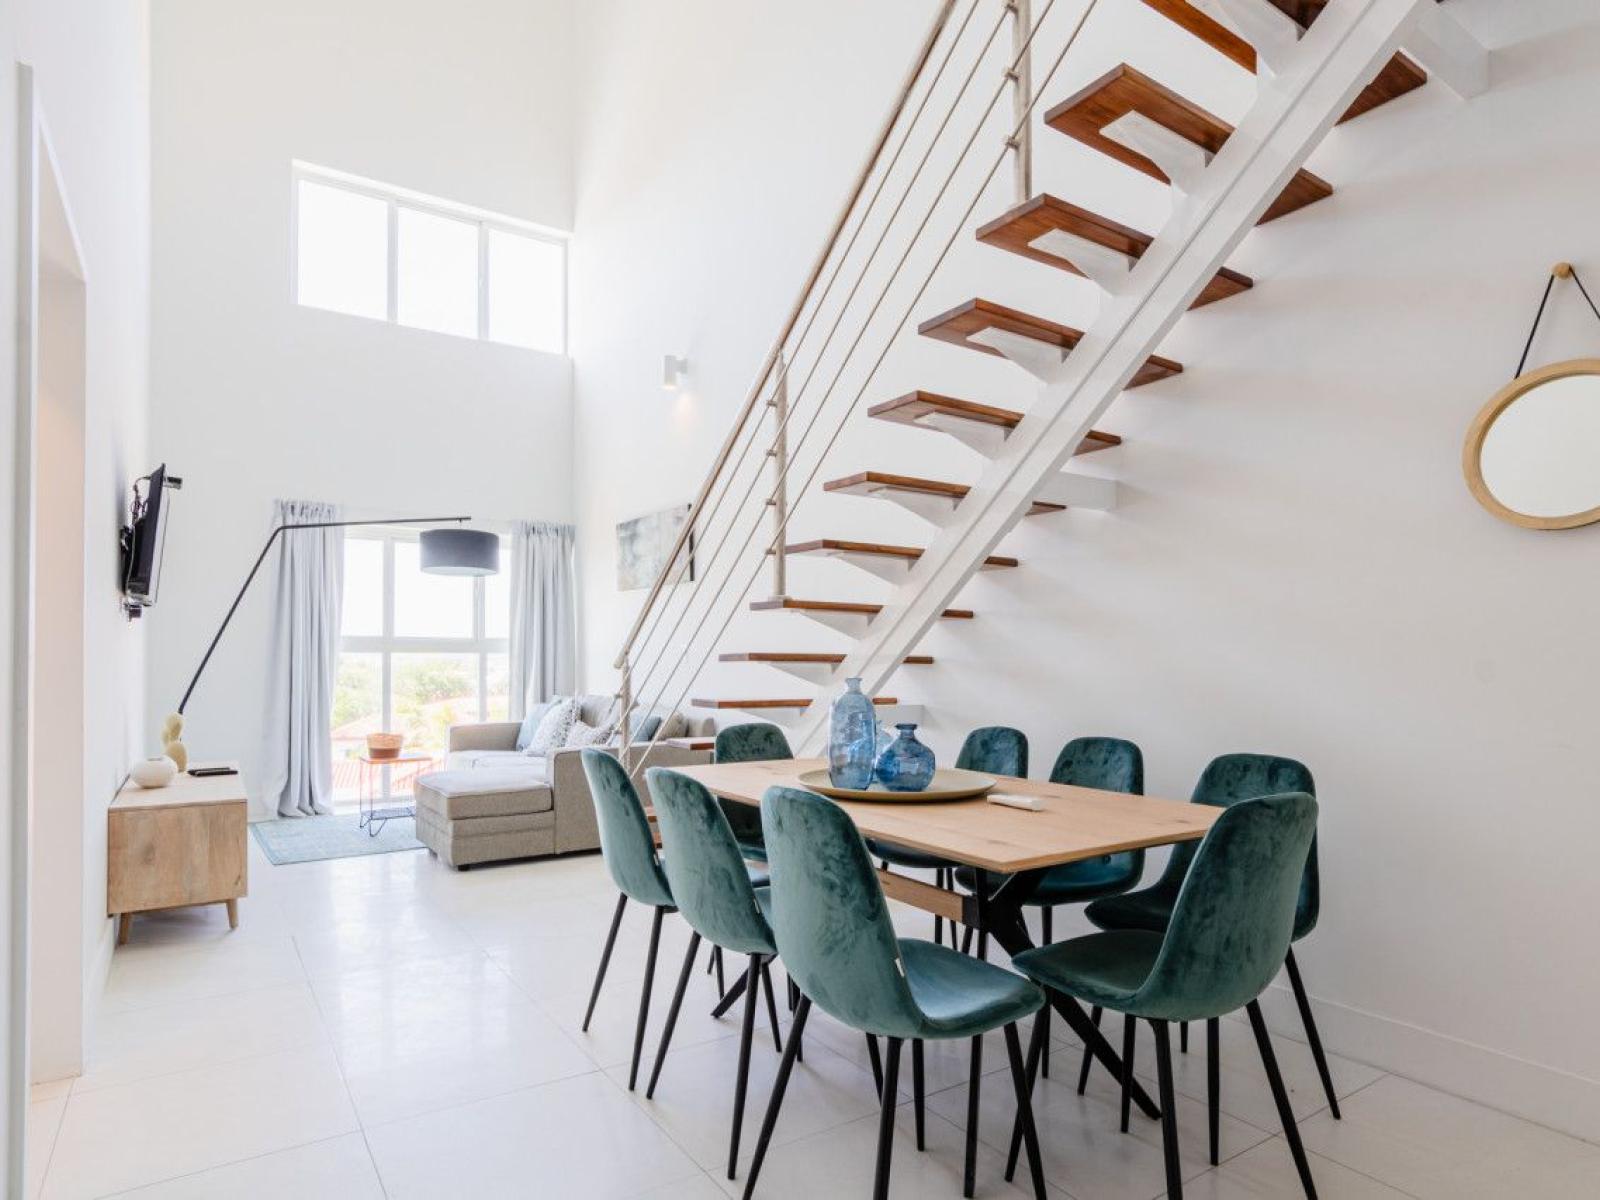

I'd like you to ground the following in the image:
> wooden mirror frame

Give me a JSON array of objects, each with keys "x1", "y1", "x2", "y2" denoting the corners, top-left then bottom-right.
[{"x1": 1462, "y1": 357, "x2": 1600, "y2": 530}]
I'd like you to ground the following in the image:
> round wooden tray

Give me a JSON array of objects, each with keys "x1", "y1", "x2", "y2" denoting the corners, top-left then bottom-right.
[{"x1": 796, "y1": 766, "x2": 997, "y2": 803}]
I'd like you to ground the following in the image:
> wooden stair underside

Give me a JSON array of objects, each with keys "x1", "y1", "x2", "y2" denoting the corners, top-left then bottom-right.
[
  {"x1": 1138, "y1": 1, "x2": 1431, "y2": 125},
  {"x1": 692, "y1": 697, "x2": 899, "y2": 710},
  {"x1": 1044, "y1": 63, "x2": 1333, "y2": 223},
  {"x1": 870, "y1": 391, "x2": 1122, "y2": 453},
  {"x1": 782, "y1": 538, "x2": 1018, "y2": 570},
  {"x1": 719, "y1": 652, "x2": 934, "y2": 665},
  {"x1": 918, "y1": 299, "x2": 1184, "y2": 386},
  {"x1": 825, "y1": 471, "x2": 1065, "y2": 516},
  {"x1": 750, "y1": 597, "x2": 975, "y2": 620},
  {"x1": 976, "y1": 194, "x2": 1252, "y2": 307}
]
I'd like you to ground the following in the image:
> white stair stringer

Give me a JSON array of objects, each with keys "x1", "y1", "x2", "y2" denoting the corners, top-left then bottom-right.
[{"x1": 790, "y1": 0, "x2": 1454, "y2": 754}]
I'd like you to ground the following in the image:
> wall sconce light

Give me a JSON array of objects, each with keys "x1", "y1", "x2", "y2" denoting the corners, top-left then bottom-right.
[{"x1": 663, "y1": 354, "x2": 689, "y2": 392}]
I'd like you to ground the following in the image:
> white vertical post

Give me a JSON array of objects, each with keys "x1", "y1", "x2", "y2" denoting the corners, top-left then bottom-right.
[
  {"x1": 768, "y1": 357, "x2": 789, "y2": 599},
  {"x1": 618, "y1": 662, "x2": 633, "y2": 769},
  {"x1": 1009, "y1": 0, "x2": 1034, "y2": 203}
]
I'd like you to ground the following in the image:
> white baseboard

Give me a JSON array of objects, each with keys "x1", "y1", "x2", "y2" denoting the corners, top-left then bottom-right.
[{"x1": 1254, "y1": 980, "x2": 1600, "y2": 1145}]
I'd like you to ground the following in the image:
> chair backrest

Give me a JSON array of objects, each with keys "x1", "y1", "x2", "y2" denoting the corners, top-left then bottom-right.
[
  {"x1": 760, "y1": 785, "x2": 925, "y2": 1040},
  {"x1": 955, "y1": 726, "x2": 1028, "y2": 777},
  {"x1": 714, "y1": 723, "x2": 794, "y2": 763},
  {"x1": 1136, "y1": 793, "x2": 1318, "y2": 1021},
  {"x1": 1050, "y1": 736, "x2": 1147, "y2": 884},
  {"x1": 1157, "y1": 754, "x2": 1318, "y2": 936},
  {"x1": 580, "y1": 748, "x2": 673, "y2": 908},
  {"x1": 647, "y1": 768, "x2": 775, "y2": 955}
]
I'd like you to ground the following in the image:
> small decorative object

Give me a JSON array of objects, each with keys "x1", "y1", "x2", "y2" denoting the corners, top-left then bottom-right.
[
  {"x1": 366, "y1": 732, "x2": 404, "y2": 760},
  {"x1": 874, "y1": 723, "x2": 936, "y2": 792},
  {"x1": 1464, "y1": 262, "x2": 1600, "y2": 530},
  {"x1": 616, "y1": 503, "x2": 695, "y2": 590},
  {"x1": 160, "y1": 712, "x2": 188, "y2": 772},
  {"x1": 797, "y1": 765, "x2": 996, "y2": 803},
  {"x1": 828, "y1": 677, "x2": 878, "y2": 789},
  {"x1": 129, "y1": 756, "x2": 178, "y2": 789}
]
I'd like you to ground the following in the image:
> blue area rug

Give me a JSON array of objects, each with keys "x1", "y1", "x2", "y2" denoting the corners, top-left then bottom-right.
[{"x1": 251, "y1": 811, "x2": 425, "y2": 865}]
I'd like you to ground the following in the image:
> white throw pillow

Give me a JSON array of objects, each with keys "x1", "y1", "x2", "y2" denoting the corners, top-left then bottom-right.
[
  {"x1": 524, "y1": 698, "x2": 575, "y2": 756},
  {"x1": 565, "y1": 718, "x2": 618, "y2": 749}
]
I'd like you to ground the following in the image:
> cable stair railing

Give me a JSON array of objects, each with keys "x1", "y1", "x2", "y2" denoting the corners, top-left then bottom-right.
[{"x1": 611, "y1": 0, "x2": 1486, "y2": 772}]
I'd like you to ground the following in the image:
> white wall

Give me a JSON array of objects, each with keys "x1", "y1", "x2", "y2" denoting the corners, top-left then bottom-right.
[
  {"x1": 147, "y1": 0, "x2": 576, "y2": 808},
  {"x1": 571, "y1": 0, "x2": 1600, "y2": 1141},
  {"x1": 0, "y1": 0, "x2": 152, "y2": 1161}
]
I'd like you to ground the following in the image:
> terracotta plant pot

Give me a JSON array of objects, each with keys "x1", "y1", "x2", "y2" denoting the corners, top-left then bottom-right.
[{"x1": 366, "y1": 733, "x2": 404, "y2": 760}]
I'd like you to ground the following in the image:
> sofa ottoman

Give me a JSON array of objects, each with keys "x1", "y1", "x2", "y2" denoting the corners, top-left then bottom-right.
[{"x1": 414, "y1": 769, "x2": 556, "y2": 868}]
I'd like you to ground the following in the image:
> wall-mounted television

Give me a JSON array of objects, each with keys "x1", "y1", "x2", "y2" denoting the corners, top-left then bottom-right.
[{"x1": 121, "y1": 464, "x2": 181, "y2": 618}]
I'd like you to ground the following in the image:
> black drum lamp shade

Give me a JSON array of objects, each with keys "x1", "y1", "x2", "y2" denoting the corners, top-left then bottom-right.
[{"x1": 420, "y1": 527, "x2": 500, "y2": 576}]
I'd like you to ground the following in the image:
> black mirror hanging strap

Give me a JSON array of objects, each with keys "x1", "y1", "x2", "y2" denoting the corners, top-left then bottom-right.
[{"x1": 1516, "y1": 262, "x2": 1600, "y2": 377}]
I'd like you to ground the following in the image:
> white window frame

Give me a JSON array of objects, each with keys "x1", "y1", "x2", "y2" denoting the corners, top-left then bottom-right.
[
  {"x1": 337, "y1": 526, "x2": 510, "y2": 800},
  {"x1": 290, "y1": 159, "x2": 569, "y2": 353}
]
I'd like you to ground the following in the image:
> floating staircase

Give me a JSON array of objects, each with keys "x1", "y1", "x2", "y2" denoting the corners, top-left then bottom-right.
[{"x1": 630, "y1": 0, "x2": 1486, "y2": 741}]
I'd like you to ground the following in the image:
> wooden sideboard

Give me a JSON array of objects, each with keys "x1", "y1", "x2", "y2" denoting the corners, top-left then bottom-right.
[{"x1": 108, "y1": 763, "x2": 247, "y2": 945}]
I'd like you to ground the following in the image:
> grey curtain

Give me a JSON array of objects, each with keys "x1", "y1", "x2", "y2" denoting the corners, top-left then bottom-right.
[
  {"x1": 508, "y1": 520, "x2": 576, "y2": 719},
  {"x1": 259, "y1": 499, "x2": 343, "y2": 817}
]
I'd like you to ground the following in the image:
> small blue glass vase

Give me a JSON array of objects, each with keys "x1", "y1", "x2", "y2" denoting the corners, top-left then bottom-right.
[
  {"x1": 828, "y1": 677, "x2": 878, "y2": 789},
  {"x1": 874, "y1": 723, "x2": 936, "y2": 792}
]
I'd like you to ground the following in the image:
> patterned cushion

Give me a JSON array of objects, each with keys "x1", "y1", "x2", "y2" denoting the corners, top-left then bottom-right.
[
  {"x1": 524, "y1": 698, "x2": 575, "y2": 756},
  {"x1": 514, "y1": 699, "x2": 557, "y2": 751},
  {"x1": 565, "y1": 718, "x2": 618, "y2": 749}
]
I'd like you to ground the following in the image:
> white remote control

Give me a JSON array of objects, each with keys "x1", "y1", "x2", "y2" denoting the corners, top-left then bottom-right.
[{"x1": 986, "y1": 792, "x2": 1044, "y2": 812}]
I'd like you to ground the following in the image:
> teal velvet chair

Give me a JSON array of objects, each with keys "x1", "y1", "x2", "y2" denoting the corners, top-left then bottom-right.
[
  {"x1": 1073, "y1": 752, "x2": 1337, "y2": 1162},
  {"x1": 713, "y1": 723, "x2": 793, "y2": 862},
  {"x1": 741, "y1": 785, "x2": 1049, "y2": 1200},
  {"x1": 871, "y1": 726, "x2": 1028, "y2": 949},
  {"x1": 647, "y1": 767, "x2": 786, "y2": 1181},
  {"x1": 1007, "y1": 793, "x2": 1322, "y2": 1200},
  {"x1": 955, "y1": 735, "x2": 1144, "y2": 1079}
]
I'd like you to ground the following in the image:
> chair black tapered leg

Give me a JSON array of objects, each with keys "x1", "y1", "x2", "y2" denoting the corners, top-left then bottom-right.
[
  {"x1": 1247, "y1": 1001, "x2": 1319, "y2": 1200},
  {"x1": 713, "y1": 945, "x2": 726, "y2": 998},
  {"x1": 963, "y1": 1034, "x2": 983, "y2": 1198},
  {"x1": 1181, "y1": 1021, "x2": 1189, "y2": 1053},
  {"x1": 912, "y1": 1038, "x2": 926, "y2": 1151},
  {"x1": 1005, "y1": 1008, "x2": 1050, "y2": 1181},
  {"x1": 710, "y1": 970, "x2": 748, "y2": 1019},
  {"x1": 1003, "y1": 1023, "x2": 1048, "y2": 1200},
  {"x1": 582, "y1": 893, "x2": 627, "y2": 1032},
  {"x1": 741, "y1": 995, "x2": 811, "y2": 1200},
  {"x1": 961, "y1": 925, "x2": 975, "y2": 956},
  {"x1": 1120, "y1": 1014, "x2": 1137, "y2": 1133},
  {"x1": 1076, "y1": 1005, "x2": 1102, "y2": 1094},
  {"x1": 627, "y1": 905, "x2": 666, "y2": 1090},
  {"x1": 759, "y1": 958, "x2": 784, "y2": 1053},
  {"x1": 1152, "y1": 1020, "x2": 1184, "y2": 1200},
  {"x1": 727, "y1": 954, "x2": 762, "y2": 1179},
  {"x1": 866, "y1": 1034, "x2": 884, "y2": 1095},
  {"x1": 645, "y1": 931, "x2": 702, "y2": 1099},
  {"x1": 976, "y1": 930, "x2": 989, "y2": 961},
  {"x1": 872, "y1": 1038, "x2": 904, "y2": 1200},
  {"x1": 1207, "y1": 1017, "x2": 1221, "y2": 1165},
  {"x1": 1285, "y1": 949, "x2": 1341, "y2": 1119},
  {"x1": 1039, "y1": 907, "x2": 1053, "y2": 1079},
  {"x1": 934, "y1": 869, "x2": 946, "y2": 947}
]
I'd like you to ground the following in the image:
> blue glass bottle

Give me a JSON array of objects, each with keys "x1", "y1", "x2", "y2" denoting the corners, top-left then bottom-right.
[
  {"x1": 828, "y1": 677, "x2": 877, "y2": 789},
  {"x1": 875, "y1": 723, "x2": 936, "y2": 792}
]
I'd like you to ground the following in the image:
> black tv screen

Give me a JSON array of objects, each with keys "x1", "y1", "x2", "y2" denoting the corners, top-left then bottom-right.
[{"x1": 124, "y1": 464, "x2": 172, "y2": 606}]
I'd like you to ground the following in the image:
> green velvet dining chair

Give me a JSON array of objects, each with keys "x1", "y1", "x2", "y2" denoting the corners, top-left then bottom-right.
[
  {"x1": 713, "y1": 723, "x2": 793, "y2": 862},
  {"x1": 741, "y1": 784, "x2": 1050, "y2": 1200},
  {"x1": 1009, "y1": 792, "x2": 1322, "y2": 1200},
  {"x1": 1071, "y1": 752, "x2": 1336, "y2": 1164},
  {"x1": 646, "y1": 767, "x2": 787, "y2": 1181},
  {"x1": 955, "y1": 735, "x2": 1144, "y2": 1079},
  {"x1": 870, "y1": 726, "x2": 1028, "y2": 950}
]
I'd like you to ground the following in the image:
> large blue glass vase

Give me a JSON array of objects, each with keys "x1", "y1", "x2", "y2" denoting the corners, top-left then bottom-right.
[
  {"x1": 828, "y1": 677, "x2": 877, "y2": 789},
  {"x1": 874, "y1": 723, "x2": 936, "y2": 792}
]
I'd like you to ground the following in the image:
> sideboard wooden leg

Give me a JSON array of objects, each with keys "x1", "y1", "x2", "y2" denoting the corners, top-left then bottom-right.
[
  {"x1": 116, "y1": 913, "x2": 132, "y2": 945},
  {"x1": 225, "y1": 898, "x2": 238, "y2": 929}
]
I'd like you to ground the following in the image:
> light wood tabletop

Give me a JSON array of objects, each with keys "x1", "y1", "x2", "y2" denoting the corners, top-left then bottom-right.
[{"x1": 670, "y1": 758, "x2": 1218, "y2": 875}]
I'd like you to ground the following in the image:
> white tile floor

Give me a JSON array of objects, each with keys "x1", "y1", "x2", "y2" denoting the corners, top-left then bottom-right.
[{"x1": 29, "y1": 840, "x2": 1600, "y2": 1199}]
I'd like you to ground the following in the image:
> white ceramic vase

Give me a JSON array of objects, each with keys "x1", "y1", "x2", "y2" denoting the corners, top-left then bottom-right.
[{"x1": 130, "y1": 756, "x2": 178, "y2": 789}]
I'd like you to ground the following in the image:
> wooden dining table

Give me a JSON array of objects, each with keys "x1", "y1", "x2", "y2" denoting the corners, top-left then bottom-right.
[{"x1": 669, "y1": 757, "x2": 1220, "y2": 1120}]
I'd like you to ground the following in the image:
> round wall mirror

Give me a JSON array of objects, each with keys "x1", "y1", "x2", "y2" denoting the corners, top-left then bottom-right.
[{"x1": 1463, "y1": 358, "x2": 1600, "y2": 530}]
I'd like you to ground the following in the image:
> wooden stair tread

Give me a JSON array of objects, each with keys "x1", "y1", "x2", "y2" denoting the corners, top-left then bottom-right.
[
  {"x1": 782, "y1": 538, "x2": 1018, "y2": 569},
  {"x1": 975, "y1": 194, "x2": 1252, "y2": 307},
  {"x1": 1137, "y1": 1, "x2": 1428, "y2": 125},
  {"x1": 1043, "y1": 63, "x2": 1332, "y2": 223},
  {"x1": 868, "y1": 392, "x2": 1122, "y2": 455},
  {"x1": 719, "y1": 652, "x2": 934, "y2": 665},
  {"x1": 693, "y1": 697, "x2": 899, "y2": 710},
  {"x1": 917, "y1": 299, "x2": 1183, "y2": 387},
  {"x1": 750, "y1": 597, "x2": 975, "y2": 619},
  {"x1": 825, "y1": 471, "x2": 1065, "y2": 516}
]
